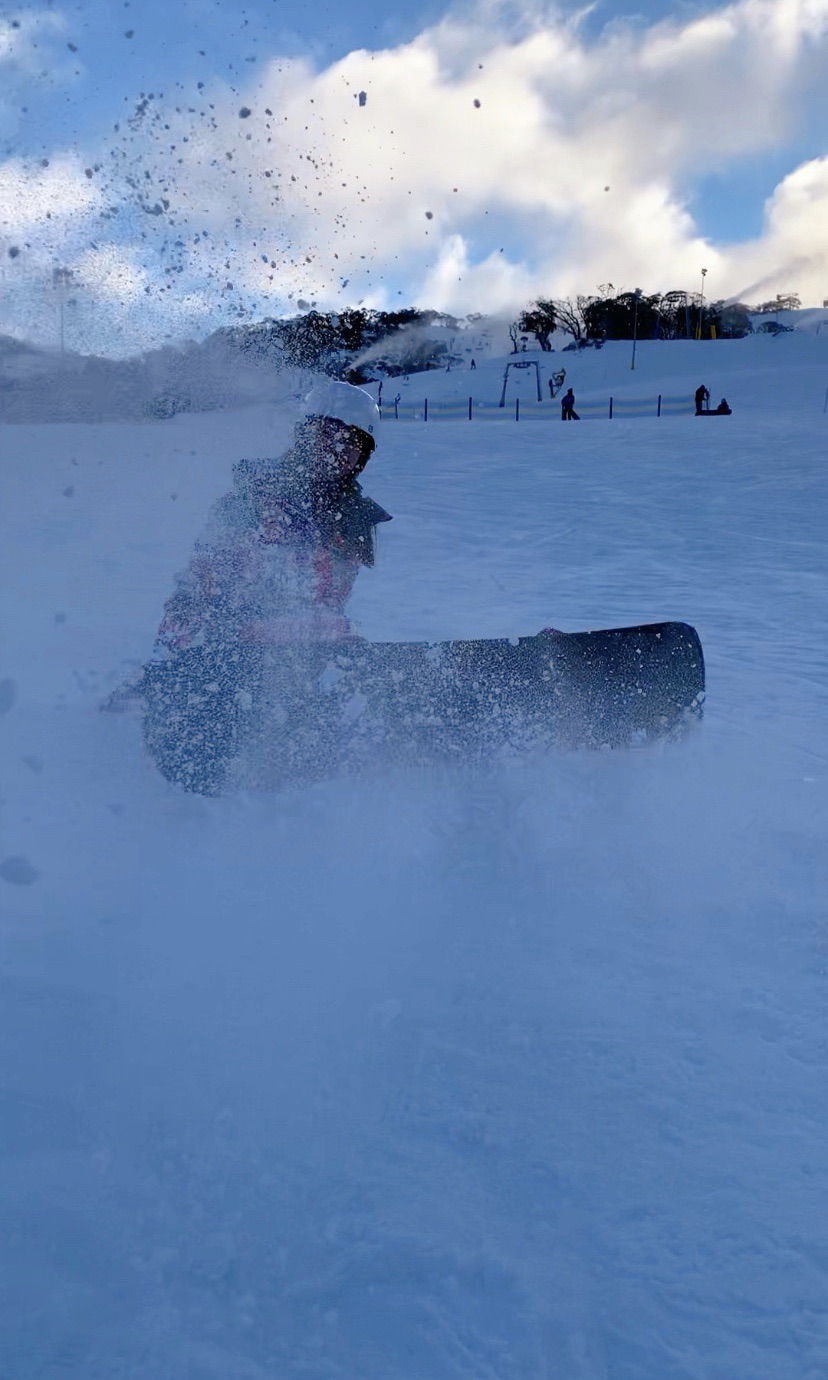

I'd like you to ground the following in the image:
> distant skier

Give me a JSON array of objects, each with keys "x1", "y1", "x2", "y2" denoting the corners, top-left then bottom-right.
[
  {"x1": 141, "y1": 380, "x2": 391, "y2": 792},
  {"x1": 561, "y1": 387, "x2": 579, "y2": 421},
  {"x1": 714, "y1": 397, "x2": 732, "y2": 415},
  {"x1": 694, "y1": 383, "x2": 710, "y2": 415}
]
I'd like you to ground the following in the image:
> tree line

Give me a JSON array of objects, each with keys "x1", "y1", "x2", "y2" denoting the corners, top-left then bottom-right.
[
  {"x1": 219, "y1": 288, "x2": 802, "y2": 379},
  {"x1": 515, "y1": 290, "x2": 802, "y2": 352},
  {"x1": 223, "y1": 307, "x2": 467, "y2": 380}
]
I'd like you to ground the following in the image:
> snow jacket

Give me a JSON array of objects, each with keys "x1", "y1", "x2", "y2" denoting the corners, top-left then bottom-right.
[{"x1": 152, "y1": 458, "x2": 392, "y2": 656}]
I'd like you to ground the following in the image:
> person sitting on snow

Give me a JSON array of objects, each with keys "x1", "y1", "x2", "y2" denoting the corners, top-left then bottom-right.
[
  {"x1": 714, "y1": 397, "x2": 732, "y2": 415},
  {"x1": 141, "y1": 380, "x2": 391, "y2": 792}
]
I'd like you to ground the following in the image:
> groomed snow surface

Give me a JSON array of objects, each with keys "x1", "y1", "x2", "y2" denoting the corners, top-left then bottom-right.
[{"x1": 2, "y1": 334, "x2": 827, "y2": 1379}]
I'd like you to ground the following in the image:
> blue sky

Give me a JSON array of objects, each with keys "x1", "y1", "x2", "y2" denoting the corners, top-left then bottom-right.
[{"x1": 1, "y1": 0, "x2": 826, "y2": 352}]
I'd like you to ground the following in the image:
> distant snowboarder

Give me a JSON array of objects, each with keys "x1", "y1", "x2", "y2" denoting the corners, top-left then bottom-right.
[
  {"x1": 561, "y1": 387, "x2": 579, "y2": 421},
  {"x1": 694, "y1": 383, "x2": 710, "y2": 415},
  {"x1": 548, "y1": 369, "x2": 566, "y2": 399},
  {"x1": 714, "y1": 397, "x2": 731, "y2": 415},
  {"x1": 140, "y1": 381, "x2": 390, "y2": 792}
]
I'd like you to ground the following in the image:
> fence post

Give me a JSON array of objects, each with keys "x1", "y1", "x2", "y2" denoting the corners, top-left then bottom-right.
[
  {"x1": 515, "y1": 397, "x2": 520, "y2": 422},
  {"x1": 424, "y1": 398, "x2": 428, "y2": 422},
  {"x1": 469, "y1": 396, "x2": 473, "y2": 420},
  {"x1": 657, "y1": 394, "x2": 662, "y2": 417},
  {"x1": 609, "y1": 396, "x2": 613, "y2": 419}
]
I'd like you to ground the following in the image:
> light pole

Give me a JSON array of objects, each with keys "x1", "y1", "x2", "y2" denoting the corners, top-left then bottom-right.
[
  {"x1": 53, "y1": 267, "x2": 76, "y2": 354},
  {"x1": 630, "y1": 288, "x2": 642, "y2": 370},
  {"x1": 698, "y1": 267, "x2": 707, "y2": 340}
]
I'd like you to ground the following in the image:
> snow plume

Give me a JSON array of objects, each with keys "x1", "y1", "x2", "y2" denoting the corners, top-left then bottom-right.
[
  {"x1": 1, "y1": 0, "x2": 827, "y2": 351},
  {"x1": 346, "y1": 312, "x2": 470, "y2": 375},
  {"x1": 0, "y1": 9, "x2": 74, "y2": 139},
  {"x1": 0, "y1": 330, "x2": 312, "y2": 424}
]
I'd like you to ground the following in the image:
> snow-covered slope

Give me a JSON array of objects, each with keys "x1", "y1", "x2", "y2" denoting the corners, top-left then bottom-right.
[
  {"x1": 4, "y1": 309, "x2": 826, "y2": 423},
  {"x1": 372, "y1": 327, "x2": 828, "y2": 420},
  {"x1": 1, "y1": 341, "x2": 827, "y2": 1378}
]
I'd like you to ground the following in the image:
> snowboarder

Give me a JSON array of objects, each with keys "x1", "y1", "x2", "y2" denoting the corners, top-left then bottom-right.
[
  {"x1": 548, "y1": 369, "x2": 566, "y2": 399},
  {"x1": 714, "y1": 397, "x2": 732, "y2": 415},
  {"x1": 141, "y1": 380, "x2": 391, "y2": 792},
  {"x1": 561, "y1": 387, "x2": 579, "y2": 421},
  {"x1": 694, "y1": 383, "x2": 710, "y2": 415}
]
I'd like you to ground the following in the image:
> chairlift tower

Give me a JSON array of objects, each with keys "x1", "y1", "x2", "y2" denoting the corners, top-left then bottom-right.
[{"x1": 499, "y1": 359, "x2": 543, "y2": 407}]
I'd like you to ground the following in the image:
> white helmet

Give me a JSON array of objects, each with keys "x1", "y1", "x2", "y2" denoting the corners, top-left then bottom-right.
[{"x1": 301, "y1": 379, "x2": 379, "y2": 439}]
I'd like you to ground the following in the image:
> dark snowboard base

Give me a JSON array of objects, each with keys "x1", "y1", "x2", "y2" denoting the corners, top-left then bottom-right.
[{"x1": 141, "y1": 622, "x2": 705, "y2": 795}]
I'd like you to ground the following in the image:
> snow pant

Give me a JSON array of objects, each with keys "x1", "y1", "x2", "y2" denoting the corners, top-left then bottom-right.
[
  {"x1": 140, "y1": 642, "x2": 356, "y2": 795},
  {"x1": 141, "y1": 646, "x2": 260, "y2": 795},
  {"x1": 561, "y1": 406, "x2": 579, "y2": 420}
]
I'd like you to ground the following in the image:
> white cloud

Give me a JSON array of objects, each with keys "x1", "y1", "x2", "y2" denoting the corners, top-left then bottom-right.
[
  {"x1": 419, "y1": 235, "x2": 539, "y2": 314},
  {"x1": 229, "y1": 0, "x2": 828, "y2": 307},
  {"x1": 74, "y1": 243, "x2": 152, "y2": 302},
  {"x1": 1, "y1": 0, "x2": 827, "y2": 350},
  {"x1": 726, "y1": 155, "x2": 828, "y2": 301},
  {"x1": 0, "y1": 9, "x2": 66, "y2": 69},
  {"x1": 0, "y1": 155, "x2": 102, "y2": 239}
]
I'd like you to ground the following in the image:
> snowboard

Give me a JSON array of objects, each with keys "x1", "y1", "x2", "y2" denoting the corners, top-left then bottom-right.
[{"x1": 141, "y1": 621, "x2": 704, "y2": 795}]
